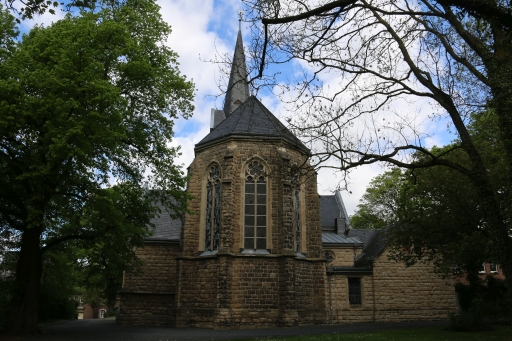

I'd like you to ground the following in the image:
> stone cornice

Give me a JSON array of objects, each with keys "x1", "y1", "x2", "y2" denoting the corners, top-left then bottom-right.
[{"x1": 194, "y1": 134, "x2": 311, "y2": 155}]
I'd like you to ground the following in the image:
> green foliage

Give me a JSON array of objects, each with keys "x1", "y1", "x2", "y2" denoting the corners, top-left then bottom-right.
[
  {"x1": 350, "y1": 168, "x2": 406, "y2": 229},
  {"x1": 451, "y1": 276, "x2": 510, "y2": 332},
  {"x1": 351, "y1": 110, "x2": 509, "y2": 283},
  {"x1": 0, "y1": 5, "x2": 18, "y2": 61},
  {"x1": 449, "y1": 304, "x2": 490, "y2": 332},
  {"x1": 387, "y1": 147, "x2": 491, "y2": 276},
  {"x1": 3, "y1": 1, "x2": 121, "y2": 20},
  {"x1": 0, "y1": 0, "x2": 194, "y2": 235},
  {"x1": 38, "y1": 246, "x2": 81, "y2": 321},
  {"x1": 0, "y1": 0, "x2": 194, "y2": 332},
  {"x1": 0, "y1": 252, "x2": 16, "y2": 331}
]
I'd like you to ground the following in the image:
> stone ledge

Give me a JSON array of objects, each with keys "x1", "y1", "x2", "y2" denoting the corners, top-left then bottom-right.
[
  {"x1": 176, "y1": 253, "x2": 325, "y2": 262},
  {"x1": 119, "y1": 291, "x2": 175, "y2": 295}
]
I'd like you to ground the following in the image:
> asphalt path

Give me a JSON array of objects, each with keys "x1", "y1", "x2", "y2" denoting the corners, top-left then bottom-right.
[{"x1": 5, "y1": 318, "x2": 449, "y2": 341}]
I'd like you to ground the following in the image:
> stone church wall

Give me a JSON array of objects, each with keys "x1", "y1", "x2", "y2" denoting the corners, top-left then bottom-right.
[
  {"x1": 328, "y1": 249, "x2": 457, "y2": 324},
  {"x1": 172, "y1": 137, "x2": 327, "y2": 328},
  {"x1": 327, "y1": 273, "x2": 375, "y2": 323},
  {"x1": 372, "y1": 249, "x2": 457, "y2": 321},
  {"x1": 175, "y1": 255, "x2": 327, "y2": 328},
  {"x1": 326, "y1": 247, "x2": 363, "y2": 267},
  {"x1": 175, "y1": 256, "x2": 220, "y2": 328},
  {"x1": 183, "y1": 138, "x2": 322, "y2": 258},
  {"x1": 117, "y1": 243, "x2": 180, "y2": 326}
]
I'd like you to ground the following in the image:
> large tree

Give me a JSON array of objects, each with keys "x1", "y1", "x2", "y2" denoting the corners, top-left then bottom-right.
[
  {"x1": 244, "y1": 0, "x2": 512, "y2": 293},
  {"x1": 351, "y1": 163, "x2": 492, "y2": 282},
  {"x1": 348, "y1": 110, "x2": 505, "y2": 283},
  {"x1": 0, "y1": 0, "x2": 194, "y2": 335}
]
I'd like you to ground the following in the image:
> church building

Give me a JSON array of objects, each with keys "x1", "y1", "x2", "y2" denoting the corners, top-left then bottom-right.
[{"x1": 116, "y1": 29, "x2": 457, "y2": 328}]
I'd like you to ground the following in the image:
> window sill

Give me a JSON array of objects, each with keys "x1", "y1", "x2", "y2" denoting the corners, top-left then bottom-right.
[
  {"x1": 241, "y1": 249, "x2": 270, "y2": 255},
  {"x1": 199, "y1": 250, "x2": 218, "y2": 257}
]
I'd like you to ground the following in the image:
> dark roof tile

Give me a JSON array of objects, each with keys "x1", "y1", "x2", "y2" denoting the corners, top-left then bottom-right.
[
  {"x1": 145, "y1": 202, "x2": 181, "y2": 241},
  {"x1": 197, "y1": 96, "x2": 309, "y2": 152},
  {"x1": 322, "y1": 232, "x2": 362, "y2": 245},
  {"x1": 346, "y1": 229, "x2": 378, "y2": 245},
  {"x1": 320, "y1": 195, "x2": 339, "y2": 230},
  {"x1": 354, "y1": 228, "x2": 388, "y2": 267}
]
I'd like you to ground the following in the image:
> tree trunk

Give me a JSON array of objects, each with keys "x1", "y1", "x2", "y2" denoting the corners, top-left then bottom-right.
[
  {"x1": 487, "y1": 25, "x2": 512, "y2": 297},
  {"x1": 6, "y1": 226, "x2": 43, "y2": 336}
]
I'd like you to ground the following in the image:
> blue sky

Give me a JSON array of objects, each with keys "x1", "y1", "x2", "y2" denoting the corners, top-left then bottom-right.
[{"x1": 14, "y1": 0, "x2": 458, "y2": 215}]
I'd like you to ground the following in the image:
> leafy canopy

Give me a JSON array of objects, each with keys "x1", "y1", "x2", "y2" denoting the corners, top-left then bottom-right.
[
  {"x1": 350, "y1": 111, "x2": 509, "y2": 280},
  {"x1": 0, "y1": 1, "x2": 194, "y2": 333}
]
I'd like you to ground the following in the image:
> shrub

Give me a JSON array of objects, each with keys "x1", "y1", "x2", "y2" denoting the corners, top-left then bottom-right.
[{"x1": 449, "y1": 302, "x2": 491, "y2": 332}]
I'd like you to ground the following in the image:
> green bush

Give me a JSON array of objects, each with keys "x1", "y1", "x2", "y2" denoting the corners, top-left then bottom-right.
[
  {"x1": 455, "y1": 282, "x2": 474, "y2": 310},
  {"x1": 480, "y1": 276, "x2": 511, "y2": 317},
  {"x1": 38, "y1": 293, "x2": 77, "y2": 322},
  {"x1": 449, "y1": 302, "x2": 491, "y2": 332}
]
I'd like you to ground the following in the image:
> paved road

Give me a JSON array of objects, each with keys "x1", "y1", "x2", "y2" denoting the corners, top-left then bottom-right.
[{"x1": 6, "y1": 318, "x2": 449, "y2": 341}]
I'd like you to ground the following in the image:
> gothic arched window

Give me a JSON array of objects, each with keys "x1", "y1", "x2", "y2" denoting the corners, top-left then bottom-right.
[
  {"x1": 244, "y1": 160, "x2": 267, "y2": 250},
  {"x1": 205, "y1": 164, "x2": 221, "y2": 251}
]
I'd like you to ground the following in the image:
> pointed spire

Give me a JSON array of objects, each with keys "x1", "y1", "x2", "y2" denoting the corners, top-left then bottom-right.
[{"x1": 223, "y1": 26, "x2": 250, "y2": 117}]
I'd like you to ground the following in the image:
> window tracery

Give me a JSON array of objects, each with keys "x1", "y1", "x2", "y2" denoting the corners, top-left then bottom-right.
[
  {"x1": 205, "y1": 164, "x2": 221, "y2": 251},
  {"x1": 244, "y1": 160, "x2": 267, "y2": 250}
]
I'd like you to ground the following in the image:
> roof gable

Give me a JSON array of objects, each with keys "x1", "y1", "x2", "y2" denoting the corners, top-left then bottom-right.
[{"x1": 197, "y1": 96, "x2": 309, "y2": 152}]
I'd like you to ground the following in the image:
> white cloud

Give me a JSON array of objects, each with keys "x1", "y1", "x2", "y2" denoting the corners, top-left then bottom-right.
[{"x1": 15, "y1": 0, "x2": 381, "y2": 214}]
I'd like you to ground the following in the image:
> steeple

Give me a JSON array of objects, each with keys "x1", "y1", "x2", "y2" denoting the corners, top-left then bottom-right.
[{"x1": 223, "y1": 27, "x2": 250, "y2": 116}]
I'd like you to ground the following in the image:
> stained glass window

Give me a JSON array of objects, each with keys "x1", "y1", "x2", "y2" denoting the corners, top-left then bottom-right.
[
  {"x1": 205, "y1": 164, "x2": 221, "y2": 251},
  {"x1": 244, "y1": 160, "x2": 266, "y2": 250}
]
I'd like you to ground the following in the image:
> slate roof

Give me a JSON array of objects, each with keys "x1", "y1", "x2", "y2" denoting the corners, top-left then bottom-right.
[
  {"x1": 145, "y1": 202, "x2": 182, "y2": 242},
  {"x1": 320, "y1": 195, "x2": 339, "y2": 231},
  {"x1": 322, "y1": 232, "x2": 362, "y2": 245},
  {"x1": 196, "y1": 96, "x2": 309, "y2": 152},
  {"x1": 346, "y1": 229, "x2": 378, "y2": 245},
  {"x1": 354, "y1": 228, "x2": 388, "y2": 267}
]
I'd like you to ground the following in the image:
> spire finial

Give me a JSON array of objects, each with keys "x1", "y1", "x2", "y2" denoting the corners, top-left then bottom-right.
[{"x1": 239, "y1": 10, "x2": 243, "y2": 31}]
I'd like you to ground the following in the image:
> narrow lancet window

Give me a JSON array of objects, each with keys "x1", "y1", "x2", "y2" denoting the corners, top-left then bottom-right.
[
  {"x1": 244, "y1": 160, "x2": 266, "y2": 250},
  {"x1": 291, "y1": 173, "x2": 301, "y2": 253},
  {"x1": 205, "y1": 164, "x2": 221, "y2": 251}
]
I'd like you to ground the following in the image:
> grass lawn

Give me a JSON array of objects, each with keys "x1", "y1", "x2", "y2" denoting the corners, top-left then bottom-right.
[{"x1": 239, "y1": 326, "x2": 512, "y2": 341}]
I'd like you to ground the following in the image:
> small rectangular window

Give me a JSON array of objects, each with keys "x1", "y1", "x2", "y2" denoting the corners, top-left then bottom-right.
[
  {"x1": 479, "y1": 263, "x2": 486, "y2": 273},
  {"x1": 490, "y1": 263, "x2": 498, "y2": 273},
  {"x1": 348, "y1": 278, "x2": 362, "y2": 305}
]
